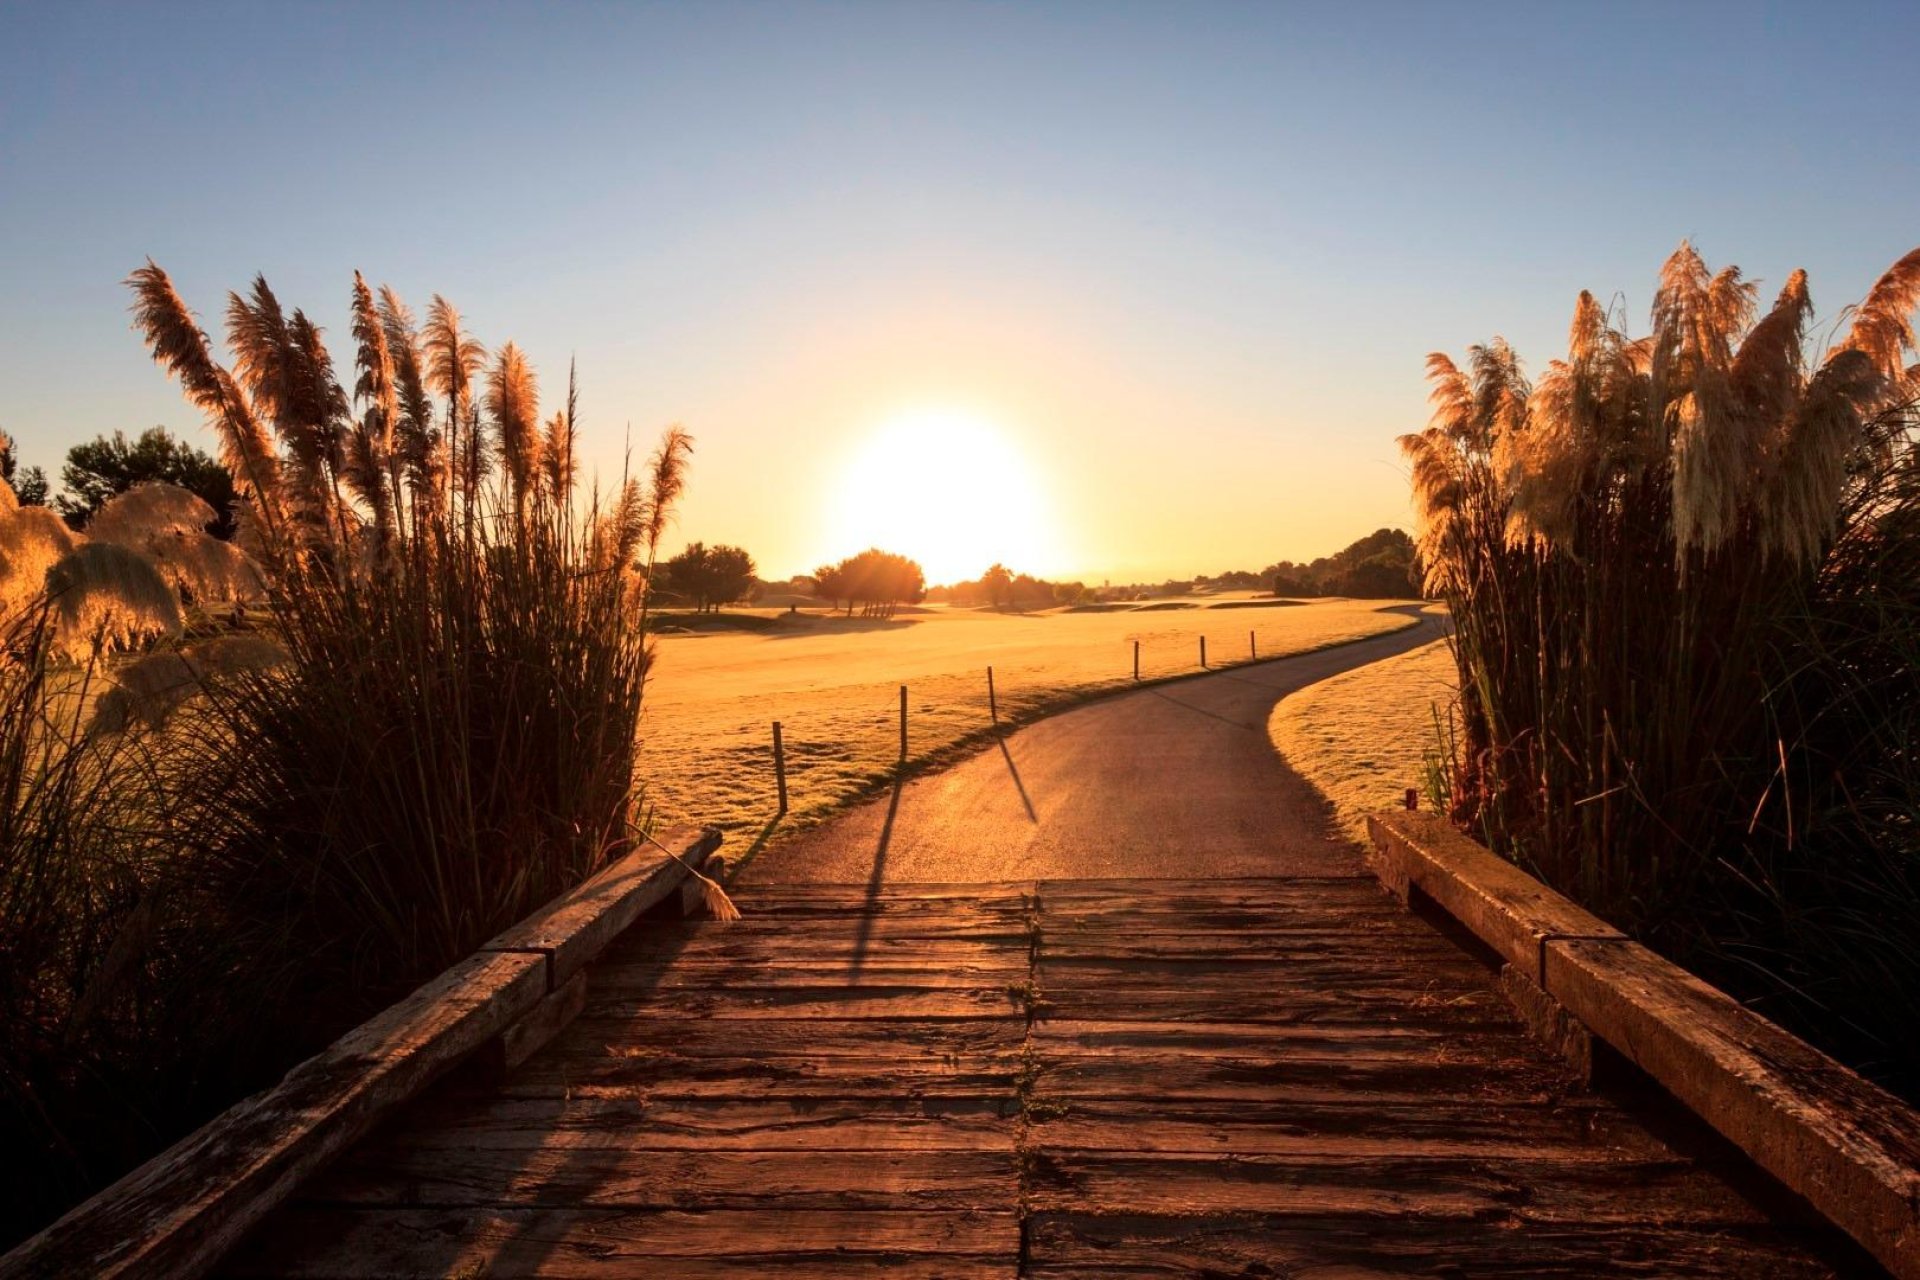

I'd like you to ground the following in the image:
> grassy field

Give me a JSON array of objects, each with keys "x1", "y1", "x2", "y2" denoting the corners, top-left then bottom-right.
[
  {"x1": 637, "y1": 597, "x2": 1421, "y2": 835},
  {"x1": 1268, "y1": 634, "x2": 1456, "y2": 842}
]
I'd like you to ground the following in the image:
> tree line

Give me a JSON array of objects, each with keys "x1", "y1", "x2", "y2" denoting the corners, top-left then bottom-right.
[{"x1": 0, "y1": 425, "x2": 238, "y2": 535}]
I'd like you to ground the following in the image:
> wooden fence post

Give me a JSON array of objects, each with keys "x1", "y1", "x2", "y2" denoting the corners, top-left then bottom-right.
[
  {"x1": 987, "y1": 666, "x2": 998, "y2": 723},
  {"x1": 1200, "y1": 636, "x2": 1207, "y2": 668},
  {"x1": 899, "y1": 685, "x2": 908, "y2": 761},
  {"x1": 1249, "y1": 630, "x2": 1256, "y2": 659},
  {"x1": 772, "y1": 721, "x2": 788, "y2": 815},
  {"x1": 1133, "y1": 640, "x2": 1140, "y2": 681}
]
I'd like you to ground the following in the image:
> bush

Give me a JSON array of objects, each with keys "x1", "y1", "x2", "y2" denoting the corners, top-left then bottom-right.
[
  {"x1": 1407, "y1": 242, "x2": 1920, "y2": 1093},
  {"x1": 0, "y1": 264, "x2": 692, "y2": 1246}
]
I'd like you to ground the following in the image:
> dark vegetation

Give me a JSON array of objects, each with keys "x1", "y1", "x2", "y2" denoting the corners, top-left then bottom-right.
[
  {"x1": 812, "y1": 547, "x2": 925, "y2": 617},
  {"x1": 0, "y1": 264, "x2": 688, "y2": 1246},
  {"x1": 58, "y1": 426, "x2": 238, "y2": 536},
  {"x1": 930, "y1": 562, "x2": 1089, "y2": 609},
  {"x1": 0, "y1": 430, "x2": 49, "y2": 507},
  {"x1": 657, "y1": 541, "x2": 756, "y2": 612},
  {"x1": 1261, "y1": 527, "x2": 1416, "y2": 598},
  {"x1": 1408, "y1": 243, "x2": 1920, "y2": 1097}
]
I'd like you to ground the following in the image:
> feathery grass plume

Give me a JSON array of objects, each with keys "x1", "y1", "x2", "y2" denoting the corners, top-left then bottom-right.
[
  {"x1": 153, "y1": 532, "x2": 263, "y2": 603},
  {"x1": 541, "y1": 411, "x2": 575, "y2": 505},
  {"x1": 1655, "y1": 244, "x2": 1763, "y2": 557},
  {"x1": 43, "y1": 542, "x2": 183, "y2": 658},
  {"x1": 126, "y1": 263, "x2": 285, "y2": 535},
  {"x1": 597, "y1": 477, "x2": 650, "y2": 572},
  {"x1": 485, "y1": 342, "x2": 541, "y2": 513},
  {"x1": 227, "y1": 280, "x2": 348, "y2": 536},
  {"x1": 1835, "y1": 246, "x2": 1920, "y2": 380},
  {"x1": 643, "y1": 426, "x2": 693, "y2": 565},
  {"x1": 0, "y1": 506, "x2": 78, "y2": 616},
  {"x1": 349, "y1": 272, "x2": 401, "y2": 545},
  {"x1": 89, "y1": 652, "x2": 198, "y2": 735},
  {"x1": 645, "y1": 833, "x2": 740, "y2": 921},
  {"x1": 341, "y1": 421, "x2": 393, "y2": 550},
  {"x1": 89, "y1": 634, "x2": 287, "y2": 735},
  {"x1": 377, "y1": 285, "x2": 442, "y2": 513},
  {"x1": 424, "y1": 295, "x2": 487, "y2": 512},
  {"x1": 83, "y1": 482, "x2": 262, "y2": 604},
  {"x1": 538, "y1": 359, "x2": 581, "y2": 511},
  {"x1": 87, "y1": 482, "x2": 217, "y2": 547}
]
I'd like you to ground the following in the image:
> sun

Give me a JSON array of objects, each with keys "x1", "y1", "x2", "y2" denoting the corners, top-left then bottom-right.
[{"x1": 825, "y1": 408, "x2": 1063, "y2": 586}]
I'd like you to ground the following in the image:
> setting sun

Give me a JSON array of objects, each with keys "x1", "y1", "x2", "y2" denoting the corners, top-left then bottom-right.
[{"x1": 823, "y1": 408, "x2": 1065, "y2": 585}]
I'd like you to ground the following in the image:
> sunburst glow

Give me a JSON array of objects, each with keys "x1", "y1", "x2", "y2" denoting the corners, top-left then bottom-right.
[{"x1": 825, "y1": 408, "x2": 1062, "y2": 586}]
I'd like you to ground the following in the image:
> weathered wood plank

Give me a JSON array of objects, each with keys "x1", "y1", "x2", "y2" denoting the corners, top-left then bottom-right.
[
  {"x1": 550, "y1": 1013, "x2": 1025, "y2": 1058},
  {"x1": 1028, "y1": 1097, "x2": 1676, "y2": 1160},
  {"x1": 1548, "y1": 937, "x2": 1920, "y2": 1280},
  {"x1": 1027, "y1": 1048, "x2": 1577, "y2": 1102},
  {"x1": 225, "y1": 1208, "x2": 1020, "y2": 1278},
  {"x1": 1022, "y1": 1152, "x2": 1782, "y2": 1225},
  {"x1": 3, "y1": 951, "x2": 546, "y2": 1280},
  {"x1": 484, "y1": 825, "x2": 720, "y2": 989},
  {"x1": 1367, "y1": 810, "x2": 1623, "y2": 983},
  {"x1": 365, "y1": 1094, "x2": 1019, "y2": 1153},
  {"x1": 582, "y1": 984, "x2": 1026, "y2": 1022},
  {"x1": 303, "y1": 1148, "x2": 1015, "y2": 1211},
  {"x1": 1024, "y1": 1212, "x2": 1849, "y2": 1279}
]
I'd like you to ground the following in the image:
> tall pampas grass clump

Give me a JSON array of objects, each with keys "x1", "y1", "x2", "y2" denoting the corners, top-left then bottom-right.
[
  {"x1": 1408, "y1": 242, "x2": 1920, "y2": 1094},
  {"x1": 0, "y1": 474, "x2": 261, "y2": 1245},
  {"x1": 125, "y1": 259, "x2": 694, "y2": 1040}
]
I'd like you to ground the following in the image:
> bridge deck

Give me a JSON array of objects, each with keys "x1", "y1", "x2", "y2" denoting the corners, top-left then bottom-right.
[{"x1": 223, "y1": 877, "x2": 1864, "y2": 1277}]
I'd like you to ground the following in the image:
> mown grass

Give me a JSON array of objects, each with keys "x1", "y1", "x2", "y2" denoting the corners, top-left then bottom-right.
[
  {"x1": 1269, "y1": 635, "x2": 1456, "y2": 843},
  {"x1": 637, "y1": 598, "x2": 1422, "y2": 836}
]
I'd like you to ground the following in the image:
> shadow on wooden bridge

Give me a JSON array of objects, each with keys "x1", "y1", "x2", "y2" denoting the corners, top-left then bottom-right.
[{"x1": 219, "y1": 875, "x2": 1877, "y2": 1277}]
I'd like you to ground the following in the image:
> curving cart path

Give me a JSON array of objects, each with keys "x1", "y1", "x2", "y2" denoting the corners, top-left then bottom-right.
[{"x1": 743, "y1": 604, "x2": 1445, "y2": 885}]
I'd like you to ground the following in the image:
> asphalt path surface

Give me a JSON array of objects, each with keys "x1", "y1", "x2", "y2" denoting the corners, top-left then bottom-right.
[{"x1": 741, "y1": 604, "x2": 1446, "y2": 884}]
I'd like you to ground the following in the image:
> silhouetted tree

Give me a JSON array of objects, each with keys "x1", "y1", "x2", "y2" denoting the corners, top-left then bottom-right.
[
  {"x1": 981, "y1": 563, "x2": 1012, "y2": 609},
  {"x1": 661, "y1": 541, "x2": 757, "y2": 612},
  {"x1": 814, "y1": 548, "x2": 924, "y2": 617},
  {"x1": 57, "y1": 427, "x2": 238, "y2": 536},
  {"x1": 0, "y1": 428, "x2": 48, "y2": 506}
]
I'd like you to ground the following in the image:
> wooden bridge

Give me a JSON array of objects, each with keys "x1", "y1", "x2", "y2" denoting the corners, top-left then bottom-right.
[{"x1": 215, "y1": 872, "x2": 1868, "y2": 1277}]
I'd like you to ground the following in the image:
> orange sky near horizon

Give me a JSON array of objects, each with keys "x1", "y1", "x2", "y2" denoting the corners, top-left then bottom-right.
[{"x1": 8, "y1": 8, "x2": 1917, "y2": 590}]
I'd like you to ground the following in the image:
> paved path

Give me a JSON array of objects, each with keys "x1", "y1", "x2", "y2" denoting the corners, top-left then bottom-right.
[{"x1": 744, "y1": 605, "x2": 1446, "y2": 884}]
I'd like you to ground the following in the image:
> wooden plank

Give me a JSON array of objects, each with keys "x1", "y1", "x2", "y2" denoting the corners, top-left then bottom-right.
[
  {"x1": 550, "y1": 1014, "x2": 1025, "y2": 1059},
  {"x1": 593, "y1": 960, "x2": 1028, "y2": 990},
  {"x1": 224, "y1": 1208, "x2": 1020, "y2": 1278},
  {"x1": 583, "y1": 984, "x2": 1026, "y2": 1022},
  {"x1": 365, "y1": 1094, "x2": 1019, "y2": 1153},
  {"x1": 3, "y1": 950, "x2": 546, "y2": 1280},
  {"x1": 604, "y1": 936, "x2": 1026, "y2": 965},
  {"x1": 481, "y1": 971, "x2": 590, "y2": 1077},
  {"x1": 302, "y1": 1148, "x2": 1015, "y2": 1210},
  {"x1": 1022, "y1": 1152, "x2": 1781, "y2": 1225},
  {"x1": 1032, "y1": 986, "x2": 1516, "y2": 1029},
  {"x1": 1030, "y1": 1017, "x2": 1516, "y2": 1056},
  {"x1": 1548, "y1": 937, "x2": 1920, "y2": 1280},
  {"x1": 1366, "y1": 810, "x2": 1623, "y2": 982},
  {"x1": 1027, "y1": 1047, "x2": 1578, "y2": 1103},
  {"x1": 1028, "y1": 1097, "x2": 1677, "y2": 1160},
  {"x1": 1024, "y1": 1212, "x2": 1849, "y2": 1279},
  {"x1": 484, "y1": 825, "x2": 720, "y2": 989}
]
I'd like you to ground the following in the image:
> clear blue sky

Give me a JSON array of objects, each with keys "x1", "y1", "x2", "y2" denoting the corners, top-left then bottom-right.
[{"x1": 4, "y1": 1, "x2": 1918, "y2": 581}]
